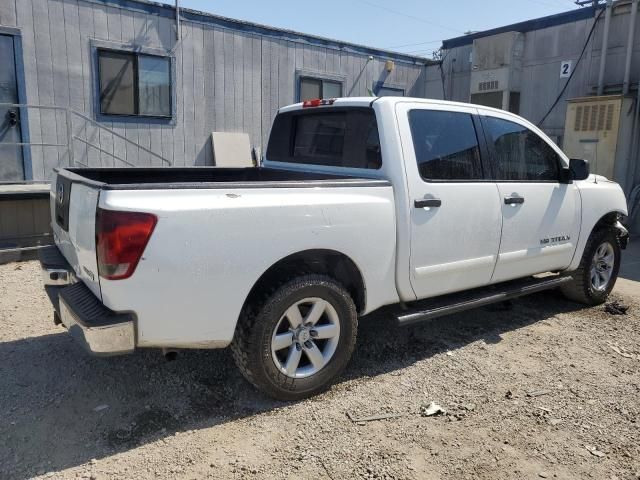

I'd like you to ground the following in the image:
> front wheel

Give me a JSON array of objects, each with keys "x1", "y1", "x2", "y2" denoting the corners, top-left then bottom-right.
[
  {"x1": 561, "y1": 228, "x2": 621, "y2": 305},
  {"x1": 231, "y1": 274, "x2": 358, "y2": 401}
]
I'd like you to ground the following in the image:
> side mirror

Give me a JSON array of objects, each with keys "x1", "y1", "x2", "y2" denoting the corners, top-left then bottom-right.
[{"x1": 569, "y1": 158, "x2": 590, "y2": 181}]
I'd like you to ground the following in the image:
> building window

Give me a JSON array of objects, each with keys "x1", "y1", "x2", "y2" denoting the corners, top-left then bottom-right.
[
  {"x1": 375, "y1": 85, "x2": 405, "y2": 97},
  {"x1": 98, "y1": 49, "x2": 171, "y2": 117},
  {"x1": 299, "y1": 77, "x2": 343, "y2": 101}
]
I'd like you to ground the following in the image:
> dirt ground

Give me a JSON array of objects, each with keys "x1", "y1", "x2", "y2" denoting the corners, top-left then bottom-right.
[{"x1": 0, "y1": 260, "x2": 639, "y2": 480}]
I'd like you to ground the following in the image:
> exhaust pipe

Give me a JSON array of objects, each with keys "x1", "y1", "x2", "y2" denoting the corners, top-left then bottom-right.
[{"x1": 162, "y1": 348, "x2": 178, "y2": 361}]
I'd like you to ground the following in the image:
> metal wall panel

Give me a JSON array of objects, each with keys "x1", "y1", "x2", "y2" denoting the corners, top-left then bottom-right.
[
  {"x1": 0, "y1": 0, "x2": 16, "y2": 26},
  {"x1": 431, "y1": 7, "x2": 639, "y2": 138}
]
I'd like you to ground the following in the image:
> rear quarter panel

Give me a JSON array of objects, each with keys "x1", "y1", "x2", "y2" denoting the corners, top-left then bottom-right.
[{"x1": 98, "y1": 185, "x2": 398, "y2": 348}]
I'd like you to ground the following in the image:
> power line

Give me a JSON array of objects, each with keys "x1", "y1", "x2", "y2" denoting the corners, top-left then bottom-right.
[
  {"x1": 353, "y1": 0, "x2": 463, "y2": 34},
  {"x1": 523, "y1": 0, "x2": 578, "y2": 9},
  {"x1": 385, "y1": 39, "x2": 443, "y2": 50},
  {"x1": 537, "y1": 7, "x2": 605, "y2": 126},
  {"x1": 401, "y1": 47, "x2": 443, "y2": 56}
]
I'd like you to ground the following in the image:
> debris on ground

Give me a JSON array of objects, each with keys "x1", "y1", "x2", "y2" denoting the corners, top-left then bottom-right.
[
  {"x1": 607, "y1": 343, "x2": 636, "y2": 360},
  {"x1": 505, "y1": 390, "x2": 514, "y2": 399},
  {"x1": 346, "y1": 411, "x2": 404, "y2": 423},
  {"x1": 93, "y1": 404, "x2": 109, "y2": 413},
  {"x1": 527, "y1": 389, "x2": 552, "y2": 398},
  {"x1": 585, "y1": 445, "x2": 607, "y2": 458},
  {"x1": 605, "y1": 301, "x2": 629, "y2": 315},
  {"x1": 420, "y1": 402, "x2": 445, "y2": 417}
]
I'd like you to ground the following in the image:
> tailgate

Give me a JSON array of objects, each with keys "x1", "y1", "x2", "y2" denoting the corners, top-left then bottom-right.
[{"x1": 51, "y1": 171, "x2": 102, "y2": 299}]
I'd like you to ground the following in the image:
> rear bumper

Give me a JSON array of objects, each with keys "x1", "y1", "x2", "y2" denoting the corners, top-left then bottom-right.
[{"x1": 40, "y1": 246, "x2": 136, "y2": 356}]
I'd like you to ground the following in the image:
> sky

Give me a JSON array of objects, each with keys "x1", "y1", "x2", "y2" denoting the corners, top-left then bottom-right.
[{"x1": 157, "y1": 0, "x2": 584, "y2": 57}]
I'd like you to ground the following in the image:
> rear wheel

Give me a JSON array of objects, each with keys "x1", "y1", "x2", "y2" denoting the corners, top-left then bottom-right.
[
  {"x1": 561, "y1": 228, "x2": 620, "y2": 305},
  {"x1": 231, "y1": 274, "x2": 358, "y2": 401}
]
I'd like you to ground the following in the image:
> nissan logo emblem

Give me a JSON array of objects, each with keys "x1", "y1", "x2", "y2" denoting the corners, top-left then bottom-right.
[{"x1": 57, "y1": 183, "x2": 65, "y2": 204}]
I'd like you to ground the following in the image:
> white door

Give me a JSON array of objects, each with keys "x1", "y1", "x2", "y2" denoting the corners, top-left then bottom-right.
[
  {"x1": 396, "y1": 103, "x2": 502, "y2": 299},
  {"x1": 480, "y1": 113, "x2": 581, "y2": 283}
]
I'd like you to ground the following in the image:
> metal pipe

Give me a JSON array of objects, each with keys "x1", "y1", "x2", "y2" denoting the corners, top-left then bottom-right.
[
  {"x1": 0, "y1": 103, "x2": 170, "y2": 165},
  {"x1": 162, "y1": 348, "x2": 178, "y2": 361},
  {"x1": 597, "y1": 0, "x2": 613, "y2": 96},
  {"x1": 65, "y1": 108, "x2": 74, "y2": 167},
  {"x1": 623, "y1": 0, "x2": 639, "y2": 95},
  {"x1": 175, "y1": 0, "x2": 181, "y2": 42}
]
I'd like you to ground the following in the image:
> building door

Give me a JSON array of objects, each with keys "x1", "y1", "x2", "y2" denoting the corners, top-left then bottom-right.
[{"x1": 0, "y1": 34, "x2": 24, "y2": 181}]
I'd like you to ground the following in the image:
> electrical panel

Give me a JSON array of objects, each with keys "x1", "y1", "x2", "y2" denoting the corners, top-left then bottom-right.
[{"x1": 563, "y1": 95, "x2": 635, "y2": 187}]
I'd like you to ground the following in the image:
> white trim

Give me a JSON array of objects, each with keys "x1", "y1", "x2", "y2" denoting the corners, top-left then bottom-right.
[
  {"x1": 498, "y1": 243, "x2": 574, "y2": 264},
  {"x1": 415, "y1": 255, "x2": 496, "y2": 277}
]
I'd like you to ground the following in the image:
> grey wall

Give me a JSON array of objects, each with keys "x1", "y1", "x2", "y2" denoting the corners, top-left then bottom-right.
[
  {"x1": 0, "y1": 0, "x2": 427, "y2": 180},
  {"x1": 426, "y1": 5, "x2": 640, "y2": 140}
]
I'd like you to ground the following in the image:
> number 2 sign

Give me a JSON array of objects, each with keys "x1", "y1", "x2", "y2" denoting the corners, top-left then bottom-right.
[{"x1": 560, "y1": 60, "x2": 573, "y2": 78}]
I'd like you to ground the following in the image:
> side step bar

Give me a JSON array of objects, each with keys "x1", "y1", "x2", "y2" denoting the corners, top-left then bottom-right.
[{"x1": 396, "y1": 276, "x2": 573, "y2": 327}]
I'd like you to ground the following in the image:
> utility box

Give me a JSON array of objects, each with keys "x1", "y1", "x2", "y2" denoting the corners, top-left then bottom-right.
[
  {"x1": 563, "y1": 95, "x2": 636, "y2": 192},
  {"x1": 469, "y1": 32, "x2": 524, "y2": 114}
]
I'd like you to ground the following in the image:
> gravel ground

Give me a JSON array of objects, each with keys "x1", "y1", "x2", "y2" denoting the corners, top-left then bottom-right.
[{"x1": 1, "y1": 260, "x2": 639, "y2": 480}]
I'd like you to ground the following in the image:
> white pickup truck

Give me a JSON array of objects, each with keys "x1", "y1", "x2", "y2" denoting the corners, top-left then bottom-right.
[{"x1": 40, "y1": 97, "x2": 629, "y2": 400}]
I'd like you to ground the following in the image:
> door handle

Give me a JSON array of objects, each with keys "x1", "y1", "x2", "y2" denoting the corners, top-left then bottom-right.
[
  {"x1": 504, "y1": 196, "x2": 525, "y2": 205},
  {"x1": 414, "y1": 198, "x2": 442, "y2": 209}
]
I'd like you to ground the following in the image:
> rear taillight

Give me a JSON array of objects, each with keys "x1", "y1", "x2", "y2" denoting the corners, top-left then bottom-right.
[{"x1": 96, "y1": 208, "x2": 157, "y2": 280}]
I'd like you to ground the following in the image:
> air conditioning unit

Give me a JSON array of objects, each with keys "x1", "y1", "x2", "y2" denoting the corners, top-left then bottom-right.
[
  {"x1": 469, "y1": 32, "x2": 524, "y2": 114},
  {"x1": 563, "y1": 95, "x2": 636, "y2": 191}
]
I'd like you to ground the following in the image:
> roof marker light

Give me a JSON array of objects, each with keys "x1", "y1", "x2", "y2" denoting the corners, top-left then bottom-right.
[{"x1": 302, "y1": 98, "x2": 336, "y2": 108}]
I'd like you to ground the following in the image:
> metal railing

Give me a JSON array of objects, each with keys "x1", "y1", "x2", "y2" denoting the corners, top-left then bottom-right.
[{"x1": 0, "y1": 103, "x2": 171, "y2": 181}]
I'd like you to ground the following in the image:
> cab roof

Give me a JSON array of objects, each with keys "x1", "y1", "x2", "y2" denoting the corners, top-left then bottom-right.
[{"x1": 278, "y1": 96, "x2": 508, "y2": 114}]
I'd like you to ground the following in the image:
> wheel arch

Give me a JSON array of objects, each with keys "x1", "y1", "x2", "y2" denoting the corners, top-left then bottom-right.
[
  {"x1": 591, "y1": 211, "x2": 624, "y2": 232},
  {"x1": 240, "y1": 249, "x2": 367, "y2": 319},
  {"x1": 569, "y1": 209, "x2": 626, "y2": 271}
]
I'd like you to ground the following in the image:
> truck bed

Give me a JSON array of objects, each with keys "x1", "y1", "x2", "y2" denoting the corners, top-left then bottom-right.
[{"x1": 60, "y1": 167, "x2": 388, "y2": 190}]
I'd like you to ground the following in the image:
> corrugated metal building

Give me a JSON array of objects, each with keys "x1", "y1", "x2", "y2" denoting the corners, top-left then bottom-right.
[{"x1": 0, "y1": 0, "x2": 432, "y2": 183}]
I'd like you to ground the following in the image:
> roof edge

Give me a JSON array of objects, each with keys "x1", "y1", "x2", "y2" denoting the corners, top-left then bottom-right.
[
  {"x1": 87, "y1": 0, "x2": 437, "y2": 65},
  {"x1": 442, "y1": 6, "x2": 598, "y2": 50}
]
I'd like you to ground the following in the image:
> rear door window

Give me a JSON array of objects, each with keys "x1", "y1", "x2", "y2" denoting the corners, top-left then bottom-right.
[
  {"x1": 267, "y1": 108, "x2": 382, "y2": 169},
  {"x1": 408, "y1": 109, "x2": 483, "y2": 181}
]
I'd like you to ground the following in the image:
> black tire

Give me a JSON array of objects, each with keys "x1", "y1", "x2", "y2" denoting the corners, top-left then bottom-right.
[
  {"x1": 560, "y1": 228, "x2": 621, "y2": 305},
  {"x1": 231, "y1": 274, "x2": 358, "y2": 401}
]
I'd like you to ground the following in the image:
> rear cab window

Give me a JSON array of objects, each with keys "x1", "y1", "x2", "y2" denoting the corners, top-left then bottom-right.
[{"x1": 266, "y1": 108, "x2": 382, "y2": 170}]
